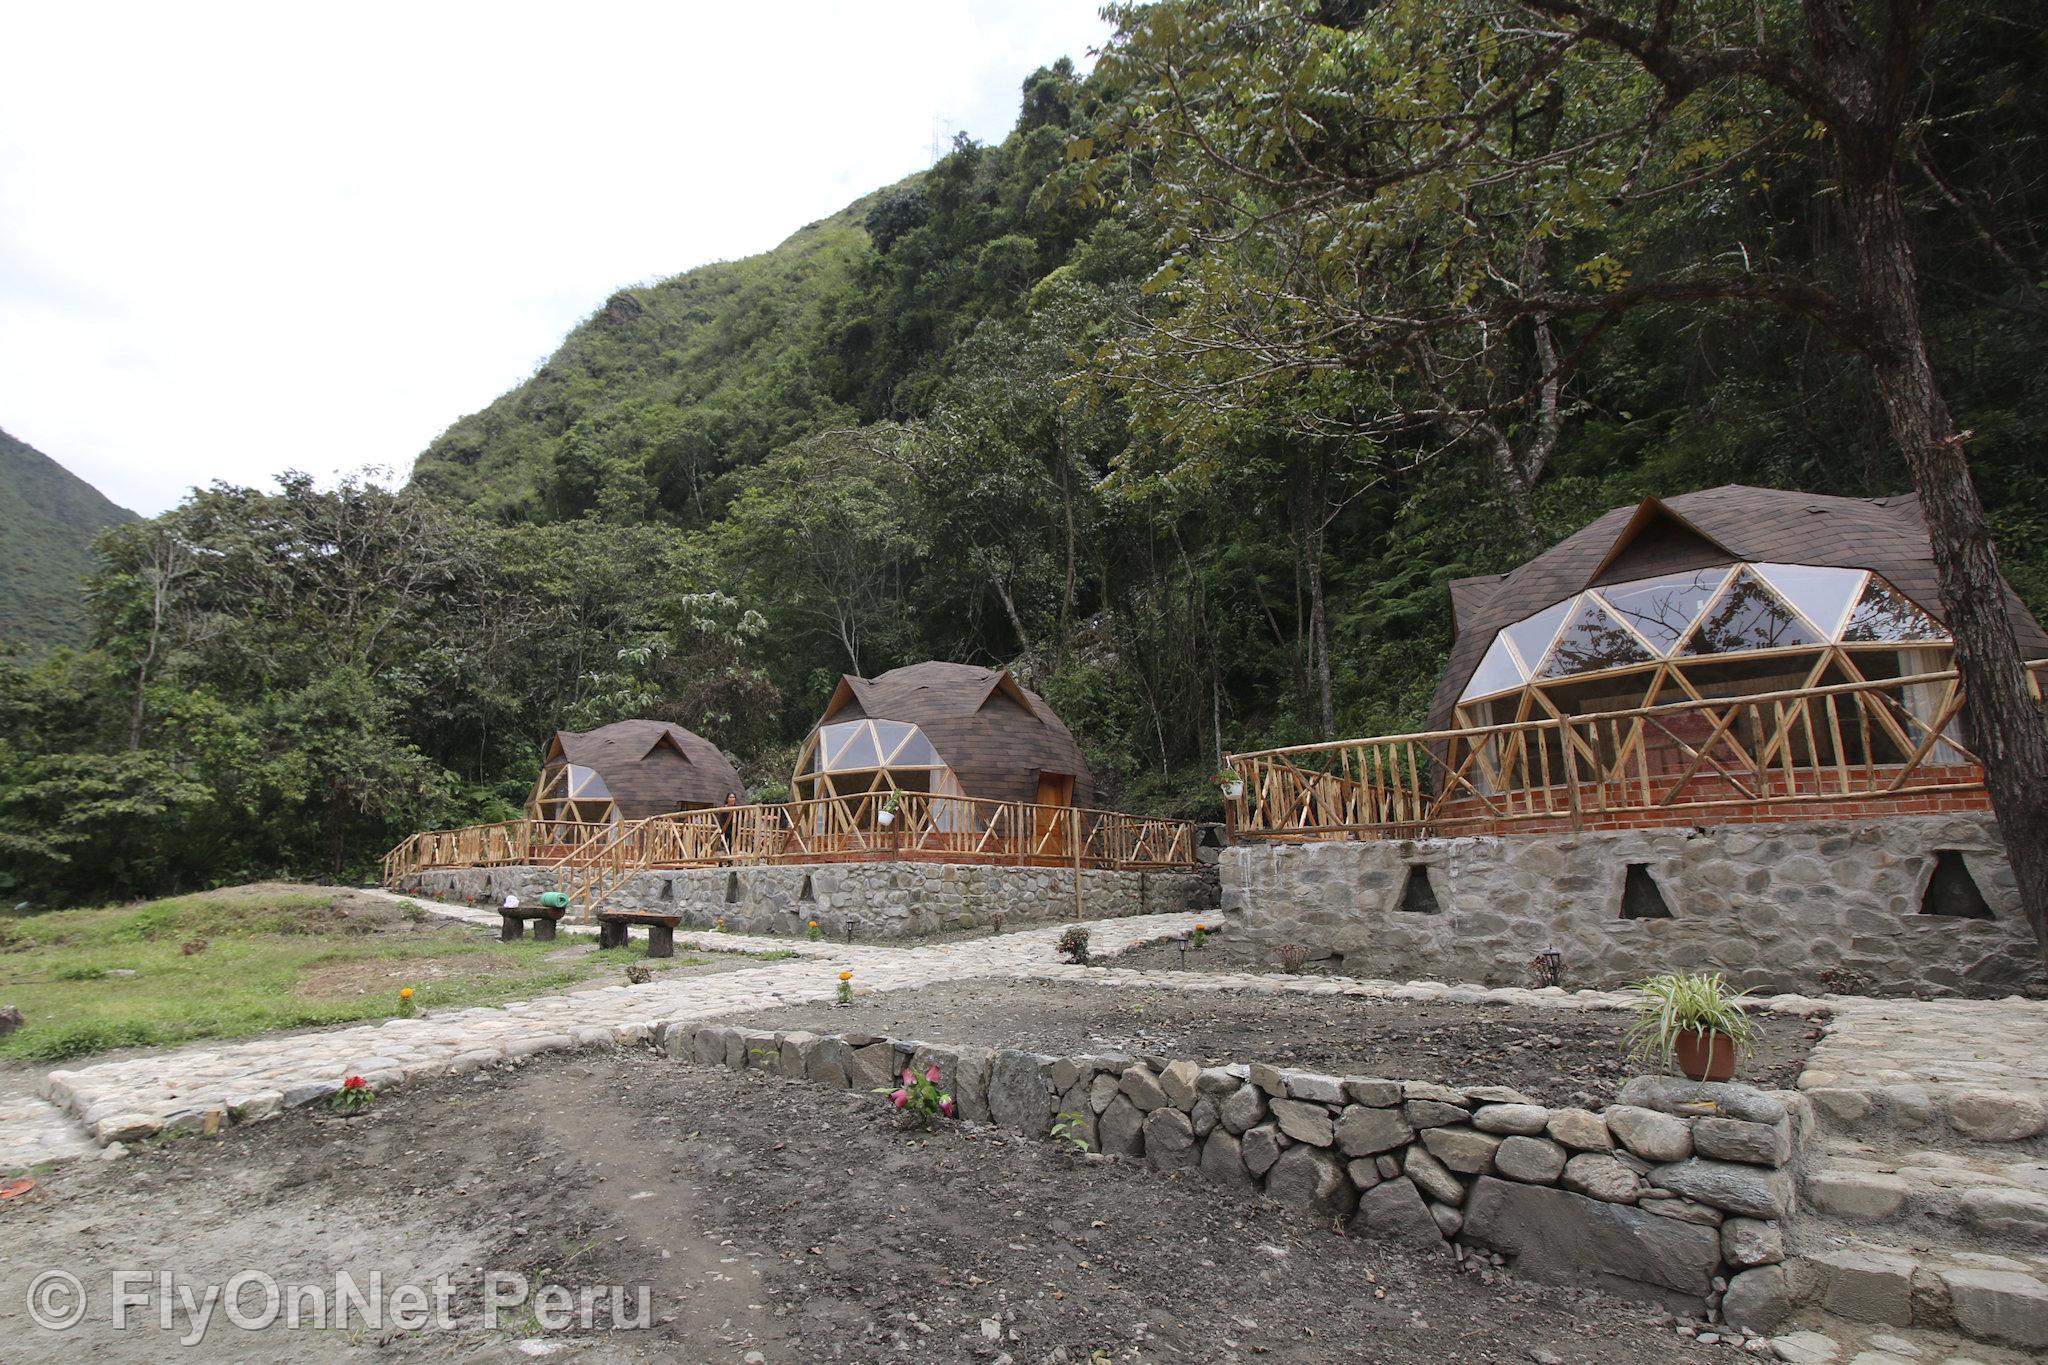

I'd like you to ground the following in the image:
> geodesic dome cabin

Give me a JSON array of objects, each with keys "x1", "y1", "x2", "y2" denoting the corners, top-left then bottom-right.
[
  {"x1": 527, "y1": 720, "x2": 744, "y2": 831},
  {"x1": 1432, "y1": 486, "x2": 2048, "y2": 768},
  {"x1": 792, "y1": 662, "x2": 1093, "y2": 810}
]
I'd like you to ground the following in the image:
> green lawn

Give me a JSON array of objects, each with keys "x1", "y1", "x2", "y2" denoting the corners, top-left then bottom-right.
[{"x1": 0, "y1": 886, "x2": 694, "y2": 1063}]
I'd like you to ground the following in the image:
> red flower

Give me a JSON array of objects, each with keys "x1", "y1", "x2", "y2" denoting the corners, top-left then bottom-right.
[{"x1": 343, "y1": 1076, "x2": 367, "y2": 1090}]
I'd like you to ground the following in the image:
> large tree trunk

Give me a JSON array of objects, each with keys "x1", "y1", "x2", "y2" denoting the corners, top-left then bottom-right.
[{"x1": 1840, "y1": 148, "x2": 2048, "y2": 958}]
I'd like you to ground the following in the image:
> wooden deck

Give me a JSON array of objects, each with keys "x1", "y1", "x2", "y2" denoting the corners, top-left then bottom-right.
[
  {"x1": 1223, "y1": 662, "x2": 2045, "y2": 842},
  {"x1": 382, "y1": 791, "x2": 1199, "y2": 892}
]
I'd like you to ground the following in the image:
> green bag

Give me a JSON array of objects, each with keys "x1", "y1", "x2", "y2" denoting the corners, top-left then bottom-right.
[{"x1": 538, "y1": 891, "x2": 569, "y2": 911}]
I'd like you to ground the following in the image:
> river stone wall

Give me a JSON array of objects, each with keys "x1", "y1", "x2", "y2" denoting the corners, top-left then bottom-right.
[
  {"x1": 683, "y1": 1020, "x2": 1807, "y2": 1325},
  {"x1": 398, "y1": 862, "x2": 1215, "y2": 938},
  {"x1": 1220, "y1": 814, "x2": 2042, "y2": 997}
]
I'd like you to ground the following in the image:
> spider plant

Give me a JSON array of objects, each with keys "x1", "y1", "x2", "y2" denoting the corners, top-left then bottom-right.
[{"x1": 1625, "y1": 971, "x2": 1759, "y2": 1070}]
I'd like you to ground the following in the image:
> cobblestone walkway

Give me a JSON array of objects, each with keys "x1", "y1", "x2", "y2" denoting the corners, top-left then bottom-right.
[{"x1": 2, "y1": 889, "x2": 1851, "y2": 1174}]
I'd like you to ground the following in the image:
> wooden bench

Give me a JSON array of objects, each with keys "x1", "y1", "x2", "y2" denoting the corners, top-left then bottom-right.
[
  {"x1": 498, "y1": 904, "x2": 567, "y2": 942},
  {"x1": 596, "y1": 910, "x2": 681, "y2": 958}
]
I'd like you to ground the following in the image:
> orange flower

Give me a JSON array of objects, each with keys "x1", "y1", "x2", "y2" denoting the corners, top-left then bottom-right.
[
  {"x1": 838, "y1": 970, "x2": 853, "y2": 981},
  {"x1": 399, "y1": 987, "x2": 414, "y2": 1000},
  {"x1": 808, "y1": 919, "x2": 818, "y2": 927}
]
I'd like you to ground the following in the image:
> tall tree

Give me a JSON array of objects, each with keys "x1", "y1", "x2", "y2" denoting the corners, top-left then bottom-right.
[{"x1": 1095, "y1": 0, "x2": 2048, "y2": 958}]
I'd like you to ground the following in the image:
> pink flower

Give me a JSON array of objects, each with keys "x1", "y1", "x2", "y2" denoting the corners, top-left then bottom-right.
[
  {"x1": 901, "y1": 1067, "x2": 915, "y2": 1085},
  {"x1": 890, "y1": 1089, "x2": 908, "y2": 1109},
  {"x1": 924, "y1": 1065, "x2": 941, "y2": 1085},
  {"x1": 939, "y1": 1098, "x2": 956, "y2": 1118}
]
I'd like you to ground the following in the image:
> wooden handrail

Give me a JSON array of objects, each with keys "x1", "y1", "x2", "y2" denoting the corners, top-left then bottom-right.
[
  {"x1": 1224, "y1": 661, "x2": 2047, "y2": 842},
  {"x1": 380, "y1": 793, "x2": 1199, "y2": 885}
]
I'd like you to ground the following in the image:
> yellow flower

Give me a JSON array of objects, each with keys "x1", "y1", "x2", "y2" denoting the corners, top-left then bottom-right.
[
  {"x1": 838, "y1": 970, "x2": 853, "y2": 981},
  {"x1": 399, "y1": 987, "x2": 414, "y2": 1000}
]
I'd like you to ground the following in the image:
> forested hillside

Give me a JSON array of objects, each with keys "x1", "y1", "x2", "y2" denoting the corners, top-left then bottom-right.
[
  {"x1": 6, "y1": 5, "x2": 2046, "y2": 906},
  {"x1": 0, "y1": 430, "x2": 138, "y2": 652}
]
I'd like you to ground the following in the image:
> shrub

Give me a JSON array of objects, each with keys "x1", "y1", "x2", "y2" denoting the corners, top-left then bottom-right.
[
  {"x1": 331, "y1": 1075, "x2": 377, "y2": 1115},
  {"x1": 1057, "y1": 926, "x2": 1090, "y2": 965},
  {"x1": 884, "y1": 1064, "x2": 955, "y2": 1124},
  {"x1": 1275, "y1": 942, "x2": 1309, "y2": 974}
]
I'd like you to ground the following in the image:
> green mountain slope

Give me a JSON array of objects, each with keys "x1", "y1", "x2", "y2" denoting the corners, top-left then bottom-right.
[
  {"x1": 409, "y1": 194, "x2": 881, "y2": 523},
  {"x1": 0, "y1": 429, "x2": 138, "y2": 651}
]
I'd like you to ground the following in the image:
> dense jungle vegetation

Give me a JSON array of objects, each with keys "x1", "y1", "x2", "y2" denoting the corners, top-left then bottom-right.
[{"x1": 5, "y1": 1, "x2": 2045, "y2": 906}]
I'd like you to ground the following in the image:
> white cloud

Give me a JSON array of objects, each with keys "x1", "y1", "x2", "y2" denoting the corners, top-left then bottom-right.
[{"x1": 0, "y1": 1, "x2": 1110, "y2": 515}]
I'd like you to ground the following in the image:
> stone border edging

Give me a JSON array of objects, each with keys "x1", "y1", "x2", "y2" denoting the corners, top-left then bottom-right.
[{"x1": 680, "y1": 1019, "x2": 1814, "y2": 1331}]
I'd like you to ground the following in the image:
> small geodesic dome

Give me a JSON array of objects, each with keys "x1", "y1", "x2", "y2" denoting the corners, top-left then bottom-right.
[
  {"x1": 792, "y1": 662, "x2": 1092, "y2": 810},
  {"x1": 527, "y1": 720, "x2": 743, "y2": 829}
]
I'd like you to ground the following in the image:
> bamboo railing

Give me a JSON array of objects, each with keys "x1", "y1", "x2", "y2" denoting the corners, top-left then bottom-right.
[
  {"x1": 1224, "y1": 663, "x2": 2045, "y2": 842},
  {"x1": 380, "y1": 792, "x2": 1199, "y2": 892},
  {"x1": 379, "y1": 819, "x2": 610, "y2": 885}
]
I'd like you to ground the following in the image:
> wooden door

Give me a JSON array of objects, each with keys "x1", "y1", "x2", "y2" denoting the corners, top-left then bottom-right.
[{"x1": 1034, "y1": 772, "x2": 1074, "y2": 855}]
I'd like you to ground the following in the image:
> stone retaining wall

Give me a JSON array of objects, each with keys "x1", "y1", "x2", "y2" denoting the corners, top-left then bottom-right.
[
  {"x1": 399, "y1": 862, "x2": 1216, "y2": 938},
  {"x1": 681, "y1": 1020, "x2": 1807, "y2": 1326},
  {"x1": 1221, "y1": 814, "x2": 2043, "y2": 996}
]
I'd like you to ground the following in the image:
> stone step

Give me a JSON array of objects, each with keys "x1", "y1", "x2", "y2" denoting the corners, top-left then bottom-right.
[
  {"x1": 1798, "y1": 1077, "x2": 2048, "y2": 1149},
  {"x1": 1783, "y1": 1237, "x2": 2048, "y2": 1353},
  {"x1": 1802, "y1": 1143, "x2": 2048, "y2": 1253}
]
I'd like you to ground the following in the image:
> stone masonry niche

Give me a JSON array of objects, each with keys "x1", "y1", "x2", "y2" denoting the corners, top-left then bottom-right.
[
  {"x1": 1619, "y1": 864, "x2": 1673, "y2": 920},
  {"x1": 1919, "y1": 850, "x2": 1993, "y2": 920},
  {"x1": 1397, "y1": 865, "x2": 1441, "y2": 914}
]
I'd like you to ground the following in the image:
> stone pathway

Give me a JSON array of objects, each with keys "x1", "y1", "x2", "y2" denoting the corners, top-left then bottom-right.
[
  {"x1": 1784, "y1": 994, "x2": 2048, "y2": 1356},
  {"x1": 1, "y1": 889, "x2": 1843, "y2": 1176},
  {"x1": 0, "y1": 1091, "x2": 99, "y2": 1168}
]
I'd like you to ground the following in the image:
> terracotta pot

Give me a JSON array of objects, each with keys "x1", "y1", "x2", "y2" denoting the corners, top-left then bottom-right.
[{"x1": 1673, "y1": 1027, "x2": 1736, "y2": 1082}]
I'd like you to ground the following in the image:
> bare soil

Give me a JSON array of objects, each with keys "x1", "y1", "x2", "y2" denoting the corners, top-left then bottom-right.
[
  {"x1": 732, "y1": 978, "x2": 1821, "y2": 1108},
  {"x1": 0, "y1": 1048, "x2": 1716, "y2": 1362}
]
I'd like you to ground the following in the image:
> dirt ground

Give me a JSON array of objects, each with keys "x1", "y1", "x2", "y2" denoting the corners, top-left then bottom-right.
[
  {"x1": 734, "y1": 979, "x2": 1821, "y2": 1108},
  {"x1": 0, "y1": 1047, "x2": 1722, "y2": 1363}
]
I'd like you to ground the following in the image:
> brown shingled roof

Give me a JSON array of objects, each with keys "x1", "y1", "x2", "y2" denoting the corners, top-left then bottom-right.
[
  {"x1": 1429, "y1": 486, "x2": 2048, "y2": 730},
  {"x1": 809, "y1": 661, "x2": 1093, "y2": 807},
  {"x1": 544, "y1": 720, "x2": 743, "y2": 820}
]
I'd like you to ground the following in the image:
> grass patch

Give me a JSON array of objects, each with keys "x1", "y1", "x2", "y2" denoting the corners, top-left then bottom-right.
[{"x1": 0, "y1": 889, "x2": 625, "y2": 1062}]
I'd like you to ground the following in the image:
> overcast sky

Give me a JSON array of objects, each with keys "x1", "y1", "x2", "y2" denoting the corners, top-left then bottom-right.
[{"x1": 0, "y1": 2, "x2": 1111, "y2": 516}]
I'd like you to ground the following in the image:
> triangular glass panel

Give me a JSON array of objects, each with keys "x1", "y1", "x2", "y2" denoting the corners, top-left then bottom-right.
[
  {"x1": 1597, "y1": 568, "x2": 1731, "y2": 657},
  {"x1": 1538, "y1": 596, "x2": 1655, "y2": 679},
  {"x1": 1753, "y1": 563, "x2": 1866, "y2": 639},
  {"x1": 1504, "y1": 596, "x2": 1577, "y2": 674},
  {"x1": 1460, "y1": 632, "x2": 1528, "y2": 701},
  {"x1": 1841, "y1": 576, "x2": 1948, "y2": 644},
  {"x1": 826, "y1": 724, "x2": 881, "y2": 771},
  {"x1": 1681, "y1": 567, "x2": 1817, "y2": 656},
  {"x1": 871, "y1": 720, "x2": 918, "y2": 763}
]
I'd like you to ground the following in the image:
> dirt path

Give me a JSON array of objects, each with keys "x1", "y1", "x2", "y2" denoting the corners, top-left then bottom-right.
[
  {"x1": 731, "y1": 978, "x2": 1822, "y2": 1107},
  {"x1": 0, "y1": 1047, "x2": 1708, "y2": 1362}
]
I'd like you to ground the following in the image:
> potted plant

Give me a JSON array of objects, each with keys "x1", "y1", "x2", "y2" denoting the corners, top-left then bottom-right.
[
  {"x1": 1213, "y1": 769, "x2": 1245, "y2": 801},
  {"x1": 877, "y1": 789, "x2": 900, "y2": 827},
  {"x1": 1627, "y1": 971, "x2": 1758, "y2": 1082}
]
